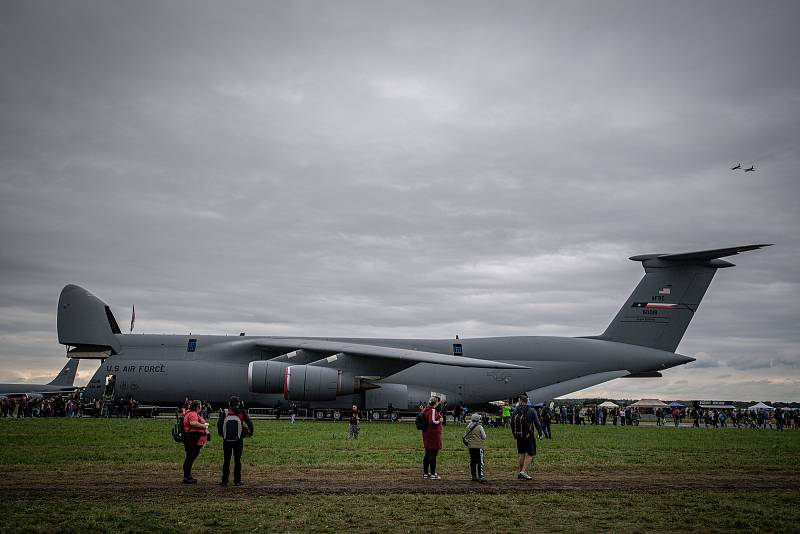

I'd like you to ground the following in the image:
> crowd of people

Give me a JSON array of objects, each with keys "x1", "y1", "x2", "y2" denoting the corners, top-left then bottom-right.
[
  {"x1": 686, "y1": 407, "x2": 798, "y2": 430},
  {"x1": 0, "y1": 392, "x2": 83, "y2": 418}
]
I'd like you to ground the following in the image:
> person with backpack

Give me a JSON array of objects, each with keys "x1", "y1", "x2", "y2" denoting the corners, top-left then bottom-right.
[
  {"x1": 420, "y1": 396, "x2": 444, "y2": 479},
  {"x1": 511, "y1": 394, "x2": 543, "y2": 480},
  {"x1": 182, "y1": 399, "x2": 210, "y2": 484},
  {"x1": 463, "y1": 413, "x2": 487, "y2": 482},
  {"x1": 217, "y1": 396, "x2": 254, "y2": 486}
]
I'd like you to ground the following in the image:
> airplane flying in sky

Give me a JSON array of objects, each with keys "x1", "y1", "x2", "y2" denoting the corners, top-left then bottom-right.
[
  {"x1": 61, "y1": 244, "x2": 770, "y2": 413},
  {"x1": 0, "y1": 359, "x2": 80, "y2": 400},
  {"x1": 744, "y1": 165, "x2": 756, "y2": 172},
  {"x1": 731, "y1": 163, "x2": 741, "y2": 170}
]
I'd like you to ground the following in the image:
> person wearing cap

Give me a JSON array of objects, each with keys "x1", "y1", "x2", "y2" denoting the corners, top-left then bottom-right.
[
  {"x1": 513, "y1": 393, "x2": 543, "y2": 480},
  {"x1": 217, "y1": 395, "x2": 255, "y2": 486},
  {"x1": 463, "y1": 412, "x2": 487, "y2": 482}
]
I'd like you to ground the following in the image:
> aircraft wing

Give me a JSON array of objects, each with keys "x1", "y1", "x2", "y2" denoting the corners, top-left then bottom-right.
[
  {"x1": 254, "y1": 339, "x2": 528, "y2": 369},
  {"x1": 0, "y1": 388, "x2": 77, "y2": 398}
]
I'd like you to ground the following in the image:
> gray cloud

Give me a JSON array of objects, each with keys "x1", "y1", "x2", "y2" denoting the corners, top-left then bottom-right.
[{"x1": 1, "y1": 1, "x2": 798, "y2": 401}]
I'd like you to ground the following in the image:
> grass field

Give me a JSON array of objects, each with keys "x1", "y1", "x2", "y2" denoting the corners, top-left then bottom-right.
[{"x1": 1, "y1": 418, "x2": 799, "y2": 533}]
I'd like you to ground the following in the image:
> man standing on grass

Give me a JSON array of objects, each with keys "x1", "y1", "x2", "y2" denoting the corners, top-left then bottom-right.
[
  {"x1": 217, "y1": 396, "x2": 254, "y2": 486},
  {"x1": 511, "y1": 394, "x2": 542, "y2": 480}
]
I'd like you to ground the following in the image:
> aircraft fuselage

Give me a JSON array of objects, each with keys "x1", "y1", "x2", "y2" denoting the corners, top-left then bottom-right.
[{"x1": 83, "y1": 334, "x2": 691, "y2": 409}]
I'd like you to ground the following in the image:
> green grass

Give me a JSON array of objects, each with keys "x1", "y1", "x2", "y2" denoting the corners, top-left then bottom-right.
[
  {"x1": 2, "y1": 418, "x2": 799, "y2": 533},
  {"x1": 2, "y1": 492, "x2": 799, "y2": 533},
  {"x1": 1, "y1": 417, "x2": 798, "y2": 471}
]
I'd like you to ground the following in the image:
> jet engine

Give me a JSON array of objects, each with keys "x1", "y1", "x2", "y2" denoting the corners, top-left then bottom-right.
[
  {"x1": 248, "y1": 360, "x2": 380, "y2": 401},
  {"x1": 248, "y1": 361, "x2": 290, "y2": 394},
  {"x1": 284, "y1": 365, "x2": 339, "y2": 401}
]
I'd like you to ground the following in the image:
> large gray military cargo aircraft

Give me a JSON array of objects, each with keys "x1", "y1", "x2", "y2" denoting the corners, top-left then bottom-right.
[{"x1": 65, "y1": 244, "x2": 768, "y2": 414}]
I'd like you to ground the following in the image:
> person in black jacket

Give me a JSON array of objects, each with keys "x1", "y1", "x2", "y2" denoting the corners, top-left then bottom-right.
[{"x1": 217, "y1": 396, "x2": 255, "y2": 486}]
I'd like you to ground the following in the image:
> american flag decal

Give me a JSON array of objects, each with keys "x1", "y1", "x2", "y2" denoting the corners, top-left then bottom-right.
[{"x1": 658, "y1": 287, "x2": 672, "y2": 295}]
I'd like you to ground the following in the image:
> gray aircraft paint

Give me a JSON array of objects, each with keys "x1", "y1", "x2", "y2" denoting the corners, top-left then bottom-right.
[
  {"x1": 66, "y1": 245, "x2": 769, "y2": 410},
  {"x1": 0, "y1": 358, "x2": 79, "y2": 398}
]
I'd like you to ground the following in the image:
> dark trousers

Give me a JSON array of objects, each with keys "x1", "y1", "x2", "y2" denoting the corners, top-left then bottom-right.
[
  {"x1": 469, "y1": 448, "x2": 484, "y2": 479},
  {"x1": 222, "y1": 440, "x2": 244, "y2": 483},
  {"x1": 183, "y1": 434, "x2": 202, "y2": 479},
  {"x1": 423, "y1": 448, "x2": 439, "y2": 475}
]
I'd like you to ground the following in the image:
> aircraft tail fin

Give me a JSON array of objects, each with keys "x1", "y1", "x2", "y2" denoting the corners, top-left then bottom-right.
[
  {"x1": 57, "y1": 285, "x2": 121, "y2": 354},
  {"x1": 47, "y1": 359, "x2": 80, "y2": 386},
  {"x1": 593, "y1": 244, "x2": 771, "y2": 352}
]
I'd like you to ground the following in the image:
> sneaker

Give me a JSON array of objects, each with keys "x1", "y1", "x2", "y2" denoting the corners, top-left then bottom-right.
[
  {"x1": 471, "y1": 476, "x2": 478, "y2": 481},
  {"x1": 423, "y1": 473, "x2": 430, "y2": 479},
  {"x1": 219, "y1": 481, "x2": 228, "y2": 486},
  {"x1": 476, "y1": 476, "x2": 487, "y2": 483},
  {"x1": 429, "y1": 473, "x2": 440, "y2": 480},
  {"x1": 234, "y1": 481, "x2": 244, "y2": 486},
  {"x1": 182, "y1": 478, "x2": 197, "y2": 484},
  {"x1": 517, "y1": 471, "x2": 532, "y2": 480}
]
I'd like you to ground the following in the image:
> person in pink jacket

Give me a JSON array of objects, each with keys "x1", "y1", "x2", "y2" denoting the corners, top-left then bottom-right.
[{"x1": 422, "y1": 396, "x2": 444, "y2": 479}]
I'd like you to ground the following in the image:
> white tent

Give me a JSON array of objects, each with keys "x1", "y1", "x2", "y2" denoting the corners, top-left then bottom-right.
[
  {"x1": 747, "y1": 402, "x2": 775, "y2": 411},
  {"x1": 598, "y1": 401, "x2": 619, "y2": 408},
  {"x1": 629, "y1": 399, "x2": 669, "y2": 408}
]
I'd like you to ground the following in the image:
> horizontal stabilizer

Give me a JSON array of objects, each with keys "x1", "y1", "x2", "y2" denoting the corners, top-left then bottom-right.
[
  {"x1": 631, "y1": 244, "x2": 772, "y2": 265},
  {"x1": 256, "y1": 339, "x2": 528, "y2": 369}
]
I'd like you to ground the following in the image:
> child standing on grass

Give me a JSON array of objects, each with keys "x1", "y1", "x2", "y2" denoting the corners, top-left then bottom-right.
[{"x1": 463, "y1": 413, "x2": 487, "y2": 482}]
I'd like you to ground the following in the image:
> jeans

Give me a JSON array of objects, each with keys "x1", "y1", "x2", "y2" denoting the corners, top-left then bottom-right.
[{"x1": 469, "y1": 448, "x2": 484, "y2": 479}]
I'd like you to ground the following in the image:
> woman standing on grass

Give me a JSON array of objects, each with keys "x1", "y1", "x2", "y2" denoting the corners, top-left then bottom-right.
[
  {"x1": 422, "y1": 396, "x2": 443, "y2": 480},
  {"x1": 182, "y1": 399, "x2": 209, "y2": 484}
]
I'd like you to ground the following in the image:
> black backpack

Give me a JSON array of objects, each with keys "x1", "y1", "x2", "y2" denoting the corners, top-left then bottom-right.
[
  {"x1": 415, "y1": 411, "x2": 428, "y2": 431},
  {"x1": 172, "y1": 414, "x2": 186, "y2": 443},
  {"x1": 511, "y1": 406, "x2": 531, "y2": 440},
  {"x1": 222, "y1": 410, "x2": 244, "y2": 441}
]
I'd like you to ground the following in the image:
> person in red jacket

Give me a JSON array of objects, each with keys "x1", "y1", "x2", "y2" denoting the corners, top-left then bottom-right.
[
  {"x1": 182, "y1": 399, "x2": 209, "y2": 484},
  {"x1": 422, "y1": 396, "x2": 444, "y2": 480}
]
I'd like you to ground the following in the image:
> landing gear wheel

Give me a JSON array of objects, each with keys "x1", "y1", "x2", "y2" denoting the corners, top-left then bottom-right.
[
  {"x1": 370, "y1": 410, "x2": 382, "y2": 421},
  {"x1": 314, "y1": 410, "x2": 325, "y2": 420},
  {"x1": 333, "y1": 410, "x2": 342, "y2": 421}
]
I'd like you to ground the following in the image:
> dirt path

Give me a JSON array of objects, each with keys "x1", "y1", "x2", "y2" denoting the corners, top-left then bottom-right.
[{"x1": 4, "y1": 465, "x2": 798, "y2": 496}]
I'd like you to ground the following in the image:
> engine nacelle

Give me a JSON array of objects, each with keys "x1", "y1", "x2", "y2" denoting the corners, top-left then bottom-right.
[
  {"x1": 248, "y1": 361, "x2": 290, "y2": 394},
  {"x1": 284, "y1": 365, "x2": 339, "y2": 401},
  {"x1": 249, "y1": 360, "x2": 377, "y2": 401}
]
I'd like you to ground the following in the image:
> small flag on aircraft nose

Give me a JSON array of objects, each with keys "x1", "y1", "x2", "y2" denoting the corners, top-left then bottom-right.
[
  {"x1": 658, "y1": 287, "x2": 672, "y2": 295},
  {"x1": 130, "y1": 305, "x2": 135, "y2": 333}
]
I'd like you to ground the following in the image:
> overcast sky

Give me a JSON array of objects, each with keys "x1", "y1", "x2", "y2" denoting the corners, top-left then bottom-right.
[{"x1": 1, "y1": 1, "x2": 798, "y2": 402}]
